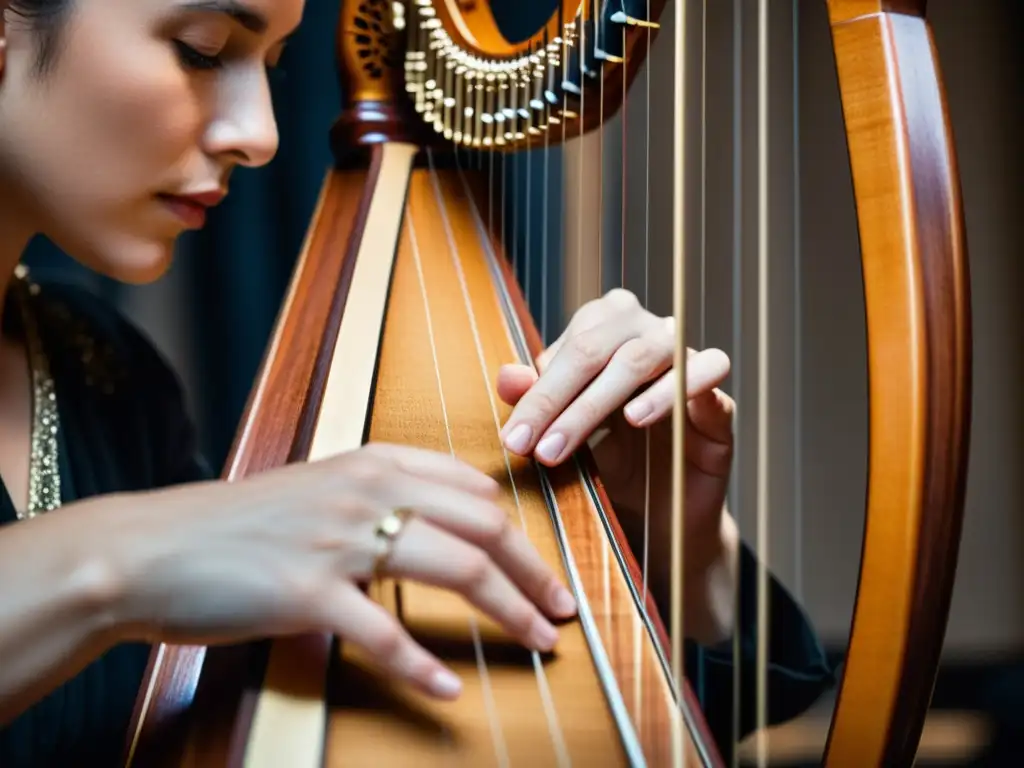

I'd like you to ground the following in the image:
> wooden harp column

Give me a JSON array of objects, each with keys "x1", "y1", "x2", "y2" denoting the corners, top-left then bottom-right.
[{"x1": 123, "y1": 0, "x2": 971, "y2": 766}]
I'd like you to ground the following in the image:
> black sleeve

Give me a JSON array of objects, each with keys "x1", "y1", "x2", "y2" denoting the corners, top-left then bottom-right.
[
  {"x1": 35, "y1": 277, "x2": 216, "y2": 488},
  {"x1": 141, "y1": 347, "x2": 216, "y2": 487},
  {"x1": 684, "y1": 542, "x2": 836, "y2": 763},
  {"x1": 108, "y1": 309, "x2": 216, "y2": 488}
]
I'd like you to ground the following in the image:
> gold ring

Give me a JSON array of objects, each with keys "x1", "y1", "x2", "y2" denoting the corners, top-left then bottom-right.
[{"x1": 371, "y1": 507, "x2": 413, "y2": 578}]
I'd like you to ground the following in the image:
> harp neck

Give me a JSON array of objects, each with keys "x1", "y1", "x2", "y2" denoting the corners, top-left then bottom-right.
[
  {"x1": 332, "y1": 0, "x2": 429, "y2": 162},
  {"x1": 332, "y1": 0, "x2": 666, "y2": 159}
]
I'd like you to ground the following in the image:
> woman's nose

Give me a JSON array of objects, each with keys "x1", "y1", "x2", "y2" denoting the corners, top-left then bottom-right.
[{"x1": 203, "y1": 66, "x2": 280, "y2": 168}]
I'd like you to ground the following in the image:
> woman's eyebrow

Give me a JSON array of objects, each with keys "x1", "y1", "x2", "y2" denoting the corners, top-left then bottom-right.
[{"x1": 177, "y1": 0, "x2": 268, "y2": 34}]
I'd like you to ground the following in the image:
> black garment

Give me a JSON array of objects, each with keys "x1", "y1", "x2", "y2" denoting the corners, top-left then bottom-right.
[
  {"x1": 686, "y1": 543, "x2": 835, "y2": 764},
  {"x1": 0, "y1": 279, "x2": 833, "y2": 766},
  {"x1": 0, "y1": 278, "x2": 211, "y2": 767}
]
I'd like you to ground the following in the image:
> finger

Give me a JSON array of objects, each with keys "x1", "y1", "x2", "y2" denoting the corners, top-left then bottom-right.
[
  {"x1": 686, "y1": 348, "x2": 731, "y2": 395},
  {"x1": 503, "y1": 291, "x2": 651, "y2": 439},
  {"x1": 496, "y1": 364, "x2": 538, "y2": 406},
  {"x1": 687, "y1": 388, "x2": 735, "y2": 446},
  {"x1": 358, "y1": 443, "x2": 500, "y2": 499},
  {"x1": 500, "y1": 321, "x2": 645, "y2": 456},
  {"x1": 535, "y1": 334, "x2": 565, "y2": 372},
  {"x1": 531, "y1": 326, "x2": 675, "y2": 465},
  {"x1": 383, "y1": 479, "x2": 514, "y2": 550},
  {"x1": 685, "y1": 418, "x2": 733, "y2": 477},
  {"x1": 622, "y1": 348, "x2": 731, "y2": 428},
  {"x1": 477, "y1": 517, "x2": 578, "y2": 620},
  {"x1": 386, "y1": 517, "x2": 565, "y2": 652},
  {"x1": 381, "y1": 479, "x2": 578, "y2": 621},
  {"x1": 328, "y1": 583, "x2": 463, "y2": 699},
  {"x1": 535, "y1": 292, "x2": 613, "y2": 371}
]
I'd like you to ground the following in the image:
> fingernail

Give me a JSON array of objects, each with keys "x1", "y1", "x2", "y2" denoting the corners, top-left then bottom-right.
[
  {"x1": 532, "y1": 618, "x2": 560, "y2": 651},
  {"x1": 505, "y1": 423, "x2": 532, "y2": 453},
  {"x1": 536, "y1": 432, "x2": 566, "y2": 462},
  {"x1": 430, "y1": 669, "x2": 462, "y2": 698},
  {"x1": 624, "y1": 400, "x2": 653, "y2": 424},
  {"x1": 552, "y1": 585, "x2": 577, "y2": 616}
]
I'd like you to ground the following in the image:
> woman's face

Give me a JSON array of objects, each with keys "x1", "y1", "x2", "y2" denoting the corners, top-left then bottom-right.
[{"x1": 0, "y1": 0, "x2": 304, "y2": 283}]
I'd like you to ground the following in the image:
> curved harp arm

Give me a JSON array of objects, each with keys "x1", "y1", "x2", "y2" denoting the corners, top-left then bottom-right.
[{"x1": 822, "y1": 1, "x2": 972, "y2": 764}]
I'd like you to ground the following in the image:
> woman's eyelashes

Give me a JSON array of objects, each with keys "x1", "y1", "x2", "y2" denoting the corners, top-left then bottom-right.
[
  {"x1": 174, "y1": 40, "x2": 222, "y2": 71},
  {"x1": 174, "y1": 40, "x2": 286, "y2": 84}
]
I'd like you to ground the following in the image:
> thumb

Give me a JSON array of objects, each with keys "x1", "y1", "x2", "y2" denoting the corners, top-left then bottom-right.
[{"x1": 496, "y1": 363, "x2": 538, "y2": 406}]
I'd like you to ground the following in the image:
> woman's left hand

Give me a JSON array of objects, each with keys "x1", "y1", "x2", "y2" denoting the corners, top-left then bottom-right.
[{"x1": 497, "y1": 288, "x2": 734, "y2": 553}]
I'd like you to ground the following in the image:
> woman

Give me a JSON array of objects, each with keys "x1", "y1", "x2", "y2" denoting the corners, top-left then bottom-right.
[{"x1": 0, "y1": 0, "x2": 832, "y2": 765}]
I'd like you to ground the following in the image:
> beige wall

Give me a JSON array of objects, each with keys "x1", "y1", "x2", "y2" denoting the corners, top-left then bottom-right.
[{"x1": 564, "y1": 0, "x2": 1023, "y2": 656}]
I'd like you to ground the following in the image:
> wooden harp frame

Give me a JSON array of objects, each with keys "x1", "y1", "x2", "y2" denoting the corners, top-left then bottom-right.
[{"x1": 123, "y1": 0, "x2": 972, "y2": 766}]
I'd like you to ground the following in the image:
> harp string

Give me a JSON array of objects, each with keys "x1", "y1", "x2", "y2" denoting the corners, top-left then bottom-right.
[
  {"x1": 541, "y1": 76, "x2": 551, "y2": 344},
  {"x1": 694, "y1": 0, "x2": 709, "y2": 711},
  {"x1": 729, "y1": 0, "x2": 744, "y2": 759},
  {"x1": 525, "y1": 81, "x2": 532, "y2": 310},
  {"x1": 424, "y1": 147, "x2": 573, "y2": 766},
  {"x1": 791, "y1": 0, "x2": 804, "y2": 607},
  {"x1": 669, "y1": 7, "x2": 688, "y2": 768},
  {"x1": 596, "y1": 0, "x2": 614, "y2": 647},
  {"x1": 620, "y1": 20, "x2": 628, "y2": 297},
  {"x1": 618, "y1": 7, "x2": 647, "y2": 728},
  {"x1": 414, "y1": 1, "x2": 806, "y2": 763},
  {"x1": 699, "y1": 0, "x2": 707, "y2": 353},
  {"x1": 641, "y1": 0, "x2": 653, "y2": 620},
  {"x1": 755, "y1": 0, "x2": 771, "y2": 762},
  {"x1": 404, "y1": 206, "x2": 511, "y2": 768},
  {"x1": 577, "y1": 3, "x2": 586, "y2": 313}
]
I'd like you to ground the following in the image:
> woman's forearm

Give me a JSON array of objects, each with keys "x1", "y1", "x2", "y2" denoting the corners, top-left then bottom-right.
[
  {"x1": 681, "y1": 509, "x2": 739, "y2": 645},
  {"x1": 0, "y1": 496, "x2": 130, "y2": 726},
  {"x1": 616, "y1": 502, "x2": 740, "y2": 646}
]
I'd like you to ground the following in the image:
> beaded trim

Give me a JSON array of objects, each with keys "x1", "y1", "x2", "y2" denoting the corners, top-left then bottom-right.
[{"x1": 12, "y1": 264, "x2": 61, "y2": 519}]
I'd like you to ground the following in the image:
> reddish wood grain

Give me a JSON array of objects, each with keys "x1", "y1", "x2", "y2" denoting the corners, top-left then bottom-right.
[{"x1": 124, "y1": 156, "x2": 383, "y2": 768}]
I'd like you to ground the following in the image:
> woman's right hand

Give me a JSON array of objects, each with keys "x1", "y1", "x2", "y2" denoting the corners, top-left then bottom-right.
[{"x1": 106, "y1": 442, "x2": 577, "y2": 700}]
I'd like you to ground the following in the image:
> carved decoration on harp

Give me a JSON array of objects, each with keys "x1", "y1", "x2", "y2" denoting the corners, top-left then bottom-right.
[
  {"x1": 331, "y1": 0, "x2": 425, "y2": 154},
  {"x1": 333, "y1": 0, "x2": 663, "y2": 154}
]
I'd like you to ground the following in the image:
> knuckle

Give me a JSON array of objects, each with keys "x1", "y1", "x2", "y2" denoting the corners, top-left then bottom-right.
[
  {"x1": 453, "y1": 548, "x2": 491, "y2": 591},
  {"x1": 526, "y1": 388, "x2": 560, "y2": 419},
  {"x1": 359, "y1": 442, "x2": 394, "y2": 464},
  {"x1": 567, "y1": 330, "x2": 605, "y2": 371},
  {"x1": 572, "y1": 295, "x2": 604, "y2": 322},
  {"x1": 719, "y1": 390, "x2": 736, "y2": 418},
  {"x1": 343, "y1": 455, "x2": 391, "y2": 490},
  {"x1": 708, "y1": 441, "x2": 734, "y2": 470},
  {"x1": 506, "y1": 600, "x2": 539, "y2": 635},
  {"x1": 284, "y1": 571, "x2": 325, "y2": 617},
  {"x1": 476, "y1": 506, "x2": 511, "y2": 548},
  {"x1": 371, "y1": 622, "x2": 405, "y2": 662},
  {"x1": 572, "y1": 397, "x2": 603, "y2": 429},
  {"x1": 605, "y1": 288, "x2": 639, "y2": 311},
  {"x1": 619, "y1": 337, "x2": 662, "y2": 376}
]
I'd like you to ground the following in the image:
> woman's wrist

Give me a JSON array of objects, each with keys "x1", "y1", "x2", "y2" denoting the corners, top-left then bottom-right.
[
  {"x1": 682, "y1": 509, "x2": 739, "y2": 645},
  {"x1": 51, "y1": 492, "x2": 154, "y2": 646}
]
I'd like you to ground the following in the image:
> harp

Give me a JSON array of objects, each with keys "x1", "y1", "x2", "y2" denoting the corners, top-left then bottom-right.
[{"x1": 123, "y1": 0, "x2": 971, "y2": 765}]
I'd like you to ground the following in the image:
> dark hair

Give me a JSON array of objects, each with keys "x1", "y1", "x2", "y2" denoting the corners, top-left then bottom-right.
[{"x1": 9, "y1": 0, "x2": 71, "y2": 76}]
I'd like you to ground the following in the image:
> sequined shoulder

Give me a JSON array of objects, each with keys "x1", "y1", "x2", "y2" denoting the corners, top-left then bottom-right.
[
  {"x1": 9, "y1": 268, "x2": 212, "y2": 491},
  {"x1": 15, "y1": 272, "x2": 139, "y2": 397}
]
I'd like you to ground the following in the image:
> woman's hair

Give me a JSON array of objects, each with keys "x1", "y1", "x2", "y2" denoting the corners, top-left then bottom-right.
[{"x1": 8, "y1": 0, "x2": 71, "y2": 76}]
